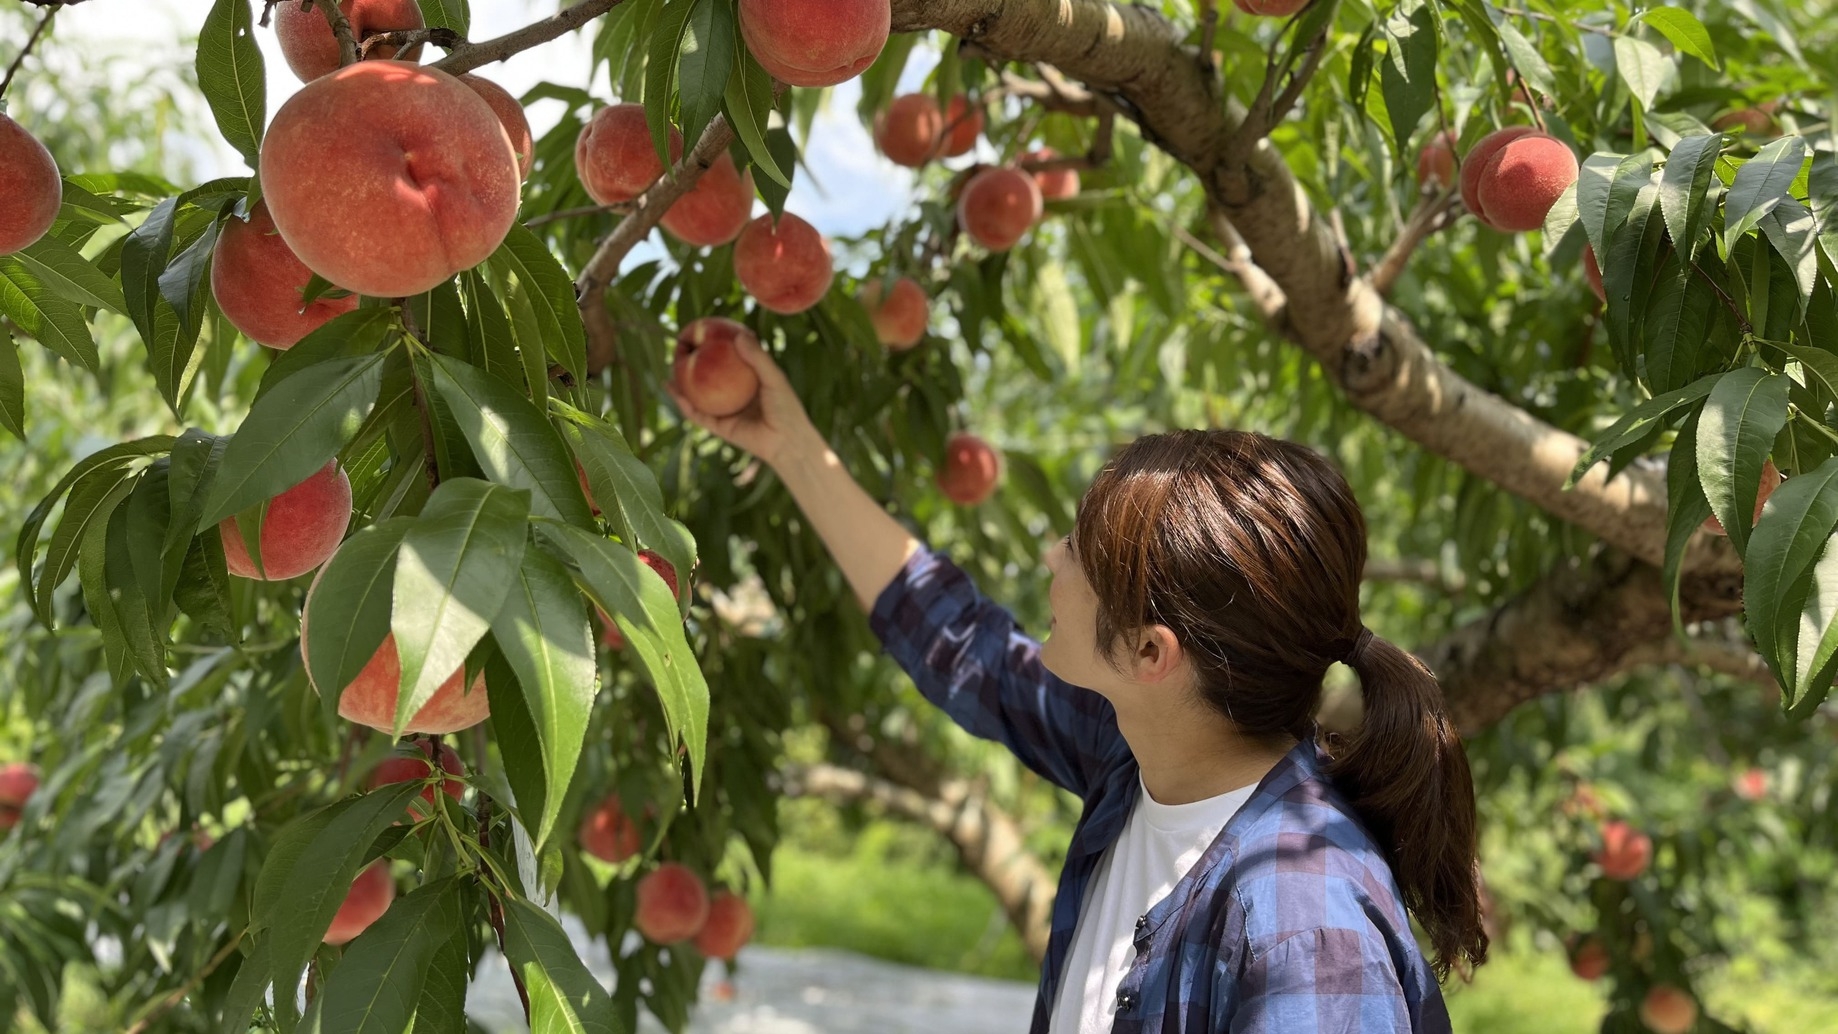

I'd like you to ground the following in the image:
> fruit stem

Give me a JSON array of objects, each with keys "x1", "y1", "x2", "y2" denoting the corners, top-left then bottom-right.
[
  {"x1": 476, "y1": 794, "x2": 533, "y2": 1023},
  {"x1": 308, "y1": 0, "x2": 360, "y2": 69}
]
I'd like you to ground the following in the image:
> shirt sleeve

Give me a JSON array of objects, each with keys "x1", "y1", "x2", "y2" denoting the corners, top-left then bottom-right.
[
  {"x1": 1226, "y1": 927, "x2": 1414, "y2": 1034},
  {"x1": 868, "y1": 545, "x2": 1124, "y2": 799}
]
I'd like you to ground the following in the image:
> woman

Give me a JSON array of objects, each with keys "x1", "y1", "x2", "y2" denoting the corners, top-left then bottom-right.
[{"x1": 667, "y1": 335, "x2": 1486, "y2": 1033}]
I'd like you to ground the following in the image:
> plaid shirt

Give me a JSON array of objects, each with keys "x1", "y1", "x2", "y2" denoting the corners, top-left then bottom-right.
[{"x1": 869, "y1": 547, "x2": 1452, "y2": 1034}]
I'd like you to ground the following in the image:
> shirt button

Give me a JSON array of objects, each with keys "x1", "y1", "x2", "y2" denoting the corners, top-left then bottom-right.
[
  {"x1": 1134, "y1": 914, "x2": 1148, "y2": 933},
  {"x1": 1116, "y1": 989, "x2": 1139, "y2": 1012}
]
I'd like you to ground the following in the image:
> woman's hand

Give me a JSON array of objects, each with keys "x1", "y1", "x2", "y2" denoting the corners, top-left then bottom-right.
[{"x1": 663, "y1": 328, "x2": 821, "y2": 468}]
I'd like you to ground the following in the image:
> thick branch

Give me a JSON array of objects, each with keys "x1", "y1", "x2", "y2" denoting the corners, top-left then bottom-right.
[{"x1": 431, "y1": 0, "x2": 624, "y2": 76}]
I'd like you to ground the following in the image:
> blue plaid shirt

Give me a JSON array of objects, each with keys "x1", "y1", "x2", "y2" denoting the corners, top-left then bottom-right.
[{"x1": 869, "y1": 547, "x2": 1452, "y2": 1034}]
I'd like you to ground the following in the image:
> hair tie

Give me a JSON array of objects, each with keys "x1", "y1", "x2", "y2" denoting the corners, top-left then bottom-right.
[{"x1": 1341, "y1": 626, "x2": 1375, "y2": 666}]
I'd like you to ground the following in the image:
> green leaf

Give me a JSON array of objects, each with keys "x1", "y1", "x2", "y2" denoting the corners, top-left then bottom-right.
[
  {"x1": 1637, "y1": 7, "x2": 1718, "y2": 69},
  {"x1": 390, "y1": 478, "x2": 530, "y2": 735},
  {"x1": 11, "y1": 233, "x2": 128, "y2": 314},
  {"x1": 1658, "y1": 134, "x2": 1721, "y2": 262},
  {"x1": 120, "y1": 197, "x2": 180, "y2": 351},
  {"x1": 540, "y1": 525, "x2": 707, "y2": 797},
  {"x1": 202, "y1": 351, "x2": 387, "y2": 527},
  {"x1": 0, "y1": 324, "x2": 21, "y2": 440},
  {"x1": 724, "y1": 45, "x2": 786, "y2": 187},
  {"x1": 1495, "y1": 16, "x2": 1554, "y2": 99},
  {"x1": 1641, "y1": 260, "x2": 1718, "y2": 393},
  {"x1": 1744, "y1": 457, "x2": 1838, "y2": 692},
  {"x1": 754, "y1": 126, "x2": 798, "y2": 220},
  {"x1": 1378, "y1": 0, "x2": 1437, "y2": 156},
  {"x1": 196, "y1": 0, "x2": 266, "y2": 168},
  {"x1": 645, "y1": 0, "x2": 695, "y2": 166},
  {"x1": 303, "y1": 518, "x2": 413, "y2": 704},
  {"x1": 556, "y1": 409, "x2": 696, "y2": 589},
  {"x1": 499, "y1": 898, "x2": 621, "y2": 1034},
  {"x1": 1771, "y1": 339, "x2": 1838, "y2": 403},
  {"x1": 487, "y1": 548, "x2": 595, "y2": 851},
  {"x1": 1613, "y1": 35, "x2": 1671, "y2": 111},
  {"x1": 1568, "y1": 373, "x2": 1721, "y2": 487},
  {"x1": 416, "y1": 0, "x2": 469, "y2": 33},
  {"x1": 1573, "y1": 152, "x2": 1634, "y2": 259},
  {"x1": 217, "y1": 935, "x2": 272, "y2": 1034},
  {"x1": 104, "y1": 488, "x2": 169, "y2": 686},
  {"x1": 428, "y1": 353, "x2": 595, "y2": 526},
  {"x1": 461, "y1": 270, "x2": 520, "y2": 391},
  {"x1": 258, "y1": 306, "x2": 397, "y2": 396},
  {"x1": 411, "y1": 914, "x2": 473, "y2": 1034},
  {"x1": 677, "y1": 0, "x2": 735, "y2": 149},
  {"x1": 301, "y1": 878, "x2": 464, "y2": 1034},
  {"x1": 488, "y1": 225, "x2": 587, "y2": 385},
  {"x1": 157, "y1": 218, "x2": 222, "y2": 339},
  {"x1": 1759, "y1": 196, "x2": 1819, "y2": 310},
  {"x1": 1602, "y1": 180, "x2": 1667, "y2": 372},
  {"x1": 1697, "y1": 366, "x2": 1791, "y2": 557},
  {"x1": 1790, "y1": 538, "x2": 1838, "y2": 717},
  {"x1": 16, "y1": 436, "x2": 175, "y2": 625},
  {"x1": 1662, "y1": 409, "x2": 1713, "y2": 630},
  {"x1": 0, "y1": 258, "x2": 101, "y2": 371},
  {"x1": 1724, "y1": 136, "x2": 1810, "y2": 252}
]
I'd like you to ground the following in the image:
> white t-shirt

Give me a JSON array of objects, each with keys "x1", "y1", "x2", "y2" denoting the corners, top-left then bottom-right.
[{"x1": 1047, "y1": 777, "x2": 1256, "y2": 1034}]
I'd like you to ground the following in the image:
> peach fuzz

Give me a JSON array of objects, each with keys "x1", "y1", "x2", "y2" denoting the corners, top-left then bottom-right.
[
  {"x1": 1022, "y1": 148, "x2": 1080, "y2": 201},
  {"x1": 734, "y1": 213, "x2": 834, "y2": 315},
  {"x1": 578, "y1": 793, "x2": 643, "y2": 864},
  {"x1": 459, "y1": 74, "x2": 534, "y2": 181},
  {"x1": 260, "y1": 62, "x2": 521, "y2": 298},
  {"x1": 958, "y1": 167, "x2": 1043, "y2": 252},
  {"x1": 634, "y1": 863, "x2": 711, "y2": 944},
  {"x1": 0, "y1": 114, "x2": 60, "y2": 257},
  {"x1": 1475, "y1": 133, "x2": 1578, "y2": 232},
  {"x1": 940, "y1": 96, "x2": 984, "y2": 158},
  {"x1": 367, "y1": 739, "x2": 465, "y2": 820},
  {"x1": 737, "y1": 0, "x2": 889, "y2": 88},
  {"x1": 576, "y1": 103, "x2": 683, "y2": 206},
  {"x1": 1459, "y1": 126, "x2": 1536, "y2": 228},
  {"x1": 275, "y1": 0, "x2": 426, "y2": 83},
  {"x1": 597, "y1": 549, "x2": 682, "y2": 650},
  {"x1": 324, "y1": 859, "x2": 395, "y2": 945},
  {"x1": 218, "y1": 459, "x2": 352, "y2": 581},
  {"x1": 212, "y1": 201, "x2": 361, "y2": 349},
  {"x1": 694, "y1": 891, "x2": 756, "y2": 960},
  {"x1": 661, "y1": 152, "x2": 756, "y2": 247},
  {"x1": 937, "y1": 433, "x2": 1002, "y2": 506},
  {"x1": 861, "y1": 276, "x2": 928, "y2": 350},
  {"x1": 876, "y1": 94, "x2": 944, "y2": 169}
]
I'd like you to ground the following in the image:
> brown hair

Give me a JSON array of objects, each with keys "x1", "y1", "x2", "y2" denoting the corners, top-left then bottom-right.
[{"x1": 1071, "y1": 429, "x2": 1486, "y2": 978}]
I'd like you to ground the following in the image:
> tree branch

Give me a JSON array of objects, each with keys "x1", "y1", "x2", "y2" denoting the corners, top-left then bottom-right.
[
  {"x1": 0, "y1": 4, "x2": 56, "y2": 101},
  {"x1": 1368, "y1": 188, "x2": 1464, "y2": 298},
  {"x1": 431, "y1": 0, "x2": 625, "y2": 76},
  {"x1": 359, "y1": 26, "x2": 464, "y2": 60}
]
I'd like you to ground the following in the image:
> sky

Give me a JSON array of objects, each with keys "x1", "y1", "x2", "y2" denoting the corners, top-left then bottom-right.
[{"x1": 38, "y1": 0, "x2": 940, "y2": 269}]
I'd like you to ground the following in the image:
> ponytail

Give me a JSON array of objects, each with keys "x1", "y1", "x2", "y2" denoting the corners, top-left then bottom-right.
[{"x1": 1327, "y1": 629, "x2": 1488, "y2": 979}]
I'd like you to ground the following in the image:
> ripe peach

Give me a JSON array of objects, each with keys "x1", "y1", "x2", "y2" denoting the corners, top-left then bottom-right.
[
  {"x1": 661, "y1": 151, "x2": 756, "y2": 247},
  {"x1": 1594, "y1": 820, "x2": 1652, "y2": 881},
  {"x1": 1638, "y1": 985, "x2": 1698, "y2": 1034},
  {"x1": 578, "y1": 793, "x2": 642, "y2": 863},
  {"x1": 367, "y1": 739, "x2": 464, "y2": 820},
  {"x1": 694, "y1": 891, "x2": 755, "y2": 960},
  {"x1": 302, "y1": 571, "x2": 492, "y2": 733},
  {"x1": 1734, "y1": 767, "x2": 1768, "y2": 801},
  {"x1": 0, "y1": 762, "x2": 39, "y2": 832},
  {"x1": 1569, "y1": 936, "x2": 1609, "y2": 981},
  {"x1": 1234, "y1": 0, "x2": 1311, "y2": 14},
  {"x1": 459, "y1": 74, "x2": 534, "y2": 181},
  {"x1": 0, "y1": 114, "x2": 60, "y2": 257},
  {"x1": 1712, "y1": 107, "x2": 1779, "y2": 138},
  {"x1": 218, "y1": 459, "x2": 352, "y2": 580},
  {"x1": 275, "y1": 0, "x2": 426, "y2": 83},
  {"x1": 958, "y1": 168, "x2": 1043, "y2": 252},
  {"x1": 597, "y1": 549, "x2": 682, "y2": 650},
  {"x1": 737, "y1": 0, "x2": 889, "y2": 88},
  {"x1": 260, "y1": 62, "x2": 521, "y2": 298},
  {"x1": 1583, "y1": 244, "x2": 1605, "y2": 303},
  {"x1": 861, "y1": 276, "x2": 928, "y2": 350},
  {"x1": 674, "y1": 318, "x2": 762, "y2": 417},
  {"x1": 937, "y1": 432, "x2": 1002, "y2": 506},
  {"x1": 1417, "y1": 130, "x2": 1457, "y2": 190},
  {"x1": 576, "y1": 103, "x2": 683, "y2": 206},
  {"x1": 324, "y1": 859, "x2": 395, "y2": 945},
  {"x1": 212, "y1": 200, "x2": 361, "y2": 350},
  {"x1": 940, "y1": 96, "x2": 983, "y2": 158},
  {"x1": 1474, "y1": 133, "x2": 1577, "y2": 232},
  {"x1": 733, "y1": 213, "x2": 834, "y2": 314},
  {"x1": 577, "y1": 461, "x2": 600, "y2": 516},
  {"x1": 1459, "y1": 126, "x2": 1537, "y2": 228},
  {"x1": 1022, "y1": 148, "x2": 1080, "y2": 201},
  {"x1": 634, "y1": 863, "x2": 711, "y2": 944},
  {"x1": 875, "y1": 94, "x2": 944, "y2": 168},
  {"x1": 1704, "y1": 460, "x2": 1780, "y2": 536}
]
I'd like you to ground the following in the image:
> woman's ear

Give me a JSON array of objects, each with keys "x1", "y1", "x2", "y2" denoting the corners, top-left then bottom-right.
[{"x1": 1132, "y1": 625, "x2": 1185, "y2": 684}]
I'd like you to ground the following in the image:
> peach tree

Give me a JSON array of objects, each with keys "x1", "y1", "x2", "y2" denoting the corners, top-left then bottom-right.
[{"x1": 0, "y1": 0, "x2": 1835, "y2": 1031}]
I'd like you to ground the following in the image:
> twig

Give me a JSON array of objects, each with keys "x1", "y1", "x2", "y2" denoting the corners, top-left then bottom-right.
[
  {"x1": 122, "y1": 932, "x2": 247, "y2": 1034},
  {"x1": 477, "y1": 794, "x2": 532, "y2": 1024},
  {"x1": 309, "y1": 0, "x2": 359, "y2": 69},
  {"x1": 432, "y1": 0, "x2": 625, "y2": 76},
  {"x1": 575, "y1": 116, "x2": 738, "y2": 297},
  {"x1": 1197, "y1": 0, "x2": 1219, "y2": 76},
  {"x1": 359, "y1": 26, "x2": 465, "y2": 60},
  {"x1": 0, "y1": 5, "x2": 57, "y2": 102},
  {"x1": 523, "y1": 200, "x2": 636, "y2": 229},
  {"x1": 1369, "y1": 189, "x2": 1463, "y2": 297}
]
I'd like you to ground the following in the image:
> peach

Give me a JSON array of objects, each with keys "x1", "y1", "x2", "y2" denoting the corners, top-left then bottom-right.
[
  {"x1": 861, "y1": 276, "x2": 928, "y2": 350},
  {"x1": 324, "y1": 859, "x2": 395, "y2": 945},
  {"x1": 577, "y1": 461, "x2": 600, "y2": 516},
  {"x1": 1638, "y1": 985, "x2": 1698, "y2": 1034},
  {"x1": 1234, "y1": 0, "x2": 1310, "y2": 14},
  {"x1": 1734, "y1": 767, "x2": 1768, "y2": 801},
  {"x1": 1022, "y1": 148, "x2": 1080, "y2": 201},
  {"x1": 1417, "y1": 130, "x2": 1456, "y2": 189},
  {"x1": 578, "y1": 793, "x2": 642, "y2": 863},
  {"x1": 1474, "y1": 132, "x2": 1577, "y2": 232},
  {"x1": 674, "y1": 318, "x2": 762, "y2": 417},
  {"x1": 260, "y1": 62, "x2": 521, "y2": 298},
  {"x1": 736, "y1": 0, "x2": 889, "y2": 88},
  {"x1": 212, "y1": 200, "x2": 361, "y2": 349},
  {"x1": 459, "y1": 74, "x2": 534, "y2": 181},
  {"x1": 634, "y1": 863, "x2": 710, "y2": 944},
  {"x1": 694, "y1": 891, "x2": 755, "y2": 960},
  {"x1": 1459, "y1": 126, "x2": 1537, "y2": 228},
  {"x1": 957, "y1": 168, "x2": 1043, "y2": 252},
  {"x1": 1583, "y1": 244, "x2": 1605, "y2": 303},
  {"x1": 1594, "y1": 820, "x2": 1652, "y2": 881},
  {"x1": 576, "y1": 103, "x2": 683, "y2": 206},
  {"x1": 0, "y1": 762, "x2": 39, "y2": 832},
  {"x1": 661, "y1": 151, "x2": 756, "y2": 247},
  {"x1": 302, "y1": 570, "x2": 492, "y2": 732},
  {"x1": 596, "y1": 549, "x2": 682, "y2": 650},
  {"x1": 218, "y1": 459, "x2": 352, "y2": 580},
  {"x1": 733, "y1": 213, "x2": 834, "y2": 314},
  {"x1": 1704, "y1": 459, "x2": 1779, "y2": 536},
  {"x1": 875, "y1": 94, "x2": 943, "y2": 169},
  {"x1": 940, "y1": 97, "x2": 983, "y2": 158},
  {"x1": 1569, "y1": 936, "x2": 1609, "y2": 981},
  {"x1": 1712, "y1": 106, "x2": 1778, "y2": 137},
  {"x1": 0, "y1": 114, "x2": 60, "y2": 257},
  {"x1": 275, "y1": 0, "x2": 426, "y2": 83},
  {"x1": 367, "y1": 739, "x2": 464, "y2": 820},
  {"x1": 937, "y1": 432, "x2": 1002, "y2": 505}
]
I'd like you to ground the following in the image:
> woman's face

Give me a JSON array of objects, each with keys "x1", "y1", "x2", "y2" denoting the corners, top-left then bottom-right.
[{"x1": 1040, "y1": 535, "x2": 1109, "y2": 690}]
